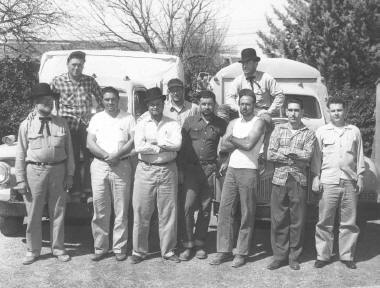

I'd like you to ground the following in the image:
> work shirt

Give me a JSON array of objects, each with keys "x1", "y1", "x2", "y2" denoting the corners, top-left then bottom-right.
[
  {"x1": 229, "y1": 116, "x2": 264, "y2": 169},
  {"x1": 181, "y1": 114, "x2": 227, "y2": 165},
  {"x1": 225, "y1": 72, "x2": 284, "y2": 116},
  {"x1": 87, "y1": 111, "x2": 136, "y2": 154},
  {"x1": 314, "y1": 123, "x2": 365, "y2": 184},
  {"x1": 267, "y1": 122, "x2": 316, "y2": 186},
  {"x1": 134, "y1": 114, "x2": 182, "y2": 164},
  {"x1": 51, "y1": 73, "x2": 102, "y2": 130},
  {"x1": 163, "y1": 99, "x2": 199, "y2": 127},
  {"x1": 15, "y1": 110, "x2": 75, "y2": 183}
]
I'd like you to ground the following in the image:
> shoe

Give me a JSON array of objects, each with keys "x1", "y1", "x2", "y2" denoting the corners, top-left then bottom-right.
[
  {"x1": 130, "y1": 254, "x2": 144, "y2": 264},
  {"x1": 90, "y1": 252, "x2": 108, "y2": 262},
  {"x1": 56, "y1": 254, "x2": 71, "y2": 262},
  {"x1": 314, "y1": 260, "x2": 329, "y2": 268},
  {"x1": 209, "y1": 252, "x2": 233, "y2": 265},
  {"x1": 195, "y1": 248, "x2": 207, "y2": 259},
  {"x1": 22, "y1": 255, "x2": 38, "y2": 265},
  {"x1": 179, "y1": 248, "x2": 192, "y2": 261},
  {"x1": 289, "y1": 260, "x2": 300, "y2": 270},
  {"x1": 163, "y1": 254, "x2": 181, "y2": 263},
  {"x1": 231, "y1": 255, "x2": 246, "y2": 268},
  {"x1": 267, "y1": 260, "x2": 285, "y2": 270},
  {"x1": 115, "y1": 253, "x2": 127, "y2": 261},
  {"x1": 341, "y1": 260, "x2": 357, "y2": 269}
]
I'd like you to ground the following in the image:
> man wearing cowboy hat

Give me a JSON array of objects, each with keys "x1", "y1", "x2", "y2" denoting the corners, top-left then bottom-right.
[
  {"x1": 130, "y1": 87, "x2": 182, "y2": 264},
  {"x1": 225, "y1": 48, "x2": 284, "y2": 117},
  {"x1": 15, "y1": 83, "x2": 75, "y2": 265}
]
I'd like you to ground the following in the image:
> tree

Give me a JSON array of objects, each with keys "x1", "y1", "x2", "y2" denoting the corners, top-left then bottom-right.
[{"x1": 0, "y1": 0, "x2": 66, "y2": 53}]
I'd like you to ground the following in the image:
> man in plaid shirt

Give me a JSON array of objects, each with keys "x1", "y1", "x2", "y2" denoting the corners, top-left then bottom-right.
[
  {"x1": 266, "y1": 98, "x2": 316, "y2": 271},
  {"x1": 51, "y1": 51, "x2": 102, "y2": 195}
]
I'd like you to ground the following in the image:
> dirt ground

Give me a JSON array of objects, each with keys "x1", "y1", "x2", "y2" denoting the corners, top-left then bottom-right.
[{"x1": 1, "y1": 217, "x2": 380, "y2": 288}]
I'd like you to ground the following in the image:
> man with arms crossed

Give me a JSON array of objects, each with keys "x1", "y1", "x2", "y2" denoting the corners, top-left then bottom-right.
[
  {"x1": 313, "y1": 97, "x2": 365, "y2": 269},
  {"x1": 131, "y1": 87, "x2": 182, "y2": 264},
  {"x1": 179, "y1": 90, "x2": 227, "y2": 261},
  {"x1": 209, "y1": 89, "x2": 265, "y2": 268},
  {"x1": 267, "y1": 98, "x2": 316, "y2": 270},
  {"x1": 87, "y1": 87, "x2": 135, "y2": 262}
]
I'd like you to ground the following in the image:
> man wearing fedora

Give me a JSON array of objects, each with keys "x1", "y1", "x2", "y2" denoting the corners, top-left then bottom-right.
[
  {"x1": 15, "y1": 83, "x2": 75, "y2": 265},
  {"x1": 225, "y1": 48, "x2": 284, "y2": 117},
  {"x1": 130, "y1": 87, "x2": 182, "y2": 264}
]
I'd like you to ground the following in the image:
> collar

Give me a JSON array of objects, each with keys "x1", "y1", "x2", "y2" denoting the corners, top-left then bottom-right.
[
  {"x1": 325, "y1": 122, "x2": 352, "y2": 130},
  {"x1": 167, "y1": 99, "x2": 189, "y2": 113},
  {"x1": 64, "y1": 73, "x2": 83, "y2": 83},
  {"x1": 198, "y1": 113, "x2": 215, "y2": 123},
  {"x1": 284, "y1": 122, "x2": 307, "y2": 131}
]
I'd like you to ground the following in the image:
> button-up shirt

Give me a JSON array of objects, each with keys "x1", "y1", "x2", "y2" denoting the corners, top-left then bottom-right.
[
  {"x1": 314, "y1": 123, "x2": 365, "y2": 184},
  {"x1": 134, "y1": 114, "x2": 182, "y2": 164},
  {"x1": 15, "y1": 110, "x2": 75, "y2": 183},
  {"x1": 267, "y1": 122, "x2": 316, "y2": 186},
  {"x1": 51, "y1": 73, "x2": 102, "y2": 130},
  {"x1": 225, "y1": 71, "x2": 284, "y2": 116},
  {"x1": 163, "y1": 99, "x2": 199, "y2": 127},
  {"x1": 181, "y1": 114, "x2": 227, "y2": 165}
]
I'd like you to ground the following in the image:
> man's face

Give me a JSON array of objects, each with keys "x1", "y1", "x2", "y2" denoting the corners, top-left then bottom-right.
[
  {"x1": 239, "y1": 95, "x2": 255, "y2": 117},
  {"x1": 147, "y1": 98, "x2": 164, "y2": 117},
  {"x1": 199, "y1": 97, "x2": 215, "y2": 117},
  {"x1": 67, "y1": 58, "x2": 84, "y2": 79},
  {"x1": 36, "y1": 95, "x2": 54, "y2": 115},
  {"x1": 328, "y1": 103, "x2": 345, "y2": 125},
  {"x1": 102, "y1": 92, "x2": 119, "y2": 114},
  {"x1": 242, "y1": 59, "x2": 258, "y2": 76},
  {"x1": 169, "y1": 86, "x2": 184, "y2": 103},
  {"x1": 286, "y1": 102, "x2": 303, "y2": 125}
]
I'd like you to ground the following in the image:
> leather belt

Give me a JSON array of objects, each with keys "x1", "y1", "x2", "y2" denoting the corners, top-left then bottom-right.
[
  {"x1": 26, "y1": 160, "x2": 66, "y2": 166},
  {"x1": 139, "y1": 159, "x2": 174, "y2": 166},
  {"x1": 94, "y1": 155, "x2": 131, "y2": 161}
]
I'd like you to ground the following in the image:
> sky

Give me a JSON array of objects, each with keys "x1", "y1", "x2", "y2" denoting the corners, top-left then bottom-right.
[{"x1": 51, "y1": 0, "x2": 287, "y2": 57}]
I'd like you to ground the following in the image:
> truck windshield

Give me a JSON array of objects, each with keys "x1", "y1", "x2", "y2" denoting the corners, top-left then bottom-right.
[{"x1": 272, "y1": 94, "x2": 322, "y2": 119}]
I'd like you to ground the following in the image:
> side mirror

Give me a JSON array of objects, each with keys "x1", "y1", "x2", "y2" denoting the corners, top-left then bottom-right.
[{"x1": 1, "y1": 135, "x2": 16, "y2": 145}]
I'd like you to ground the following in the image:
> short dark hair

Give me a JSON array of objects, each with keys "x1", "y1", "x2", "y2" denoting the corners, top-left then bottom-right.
[
  {"x1": 286, "y1": 97, "x2": 303, "y2": 110},
  {"x1": 67, "y1": 51, "x2": 86, "y2": 63},
  {"x1": 327, "y1": 96, "x2": 346, "y2": 109},
  {"x1": 198, "y1": 90, "x2": 216, "y2": 102},
  {"x1": 102, "y1": 86, "x2": 119, "y2": 99},
  {"x1": 238, "y1": 89, "x2": 256, "y2": 103}
]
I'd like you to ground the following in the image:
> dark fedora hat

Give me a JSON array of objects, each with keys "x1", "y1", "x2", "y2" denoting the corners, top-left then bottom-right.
[
  {"x1": 238, "y1": 48, "x2": 261, "y2": 63},
  {"x1": 30, "y1": 83, "x2": 57, "y2": 99},
  {"x1": 144, "y1": 87, "x2": 166, "y2": 103}
]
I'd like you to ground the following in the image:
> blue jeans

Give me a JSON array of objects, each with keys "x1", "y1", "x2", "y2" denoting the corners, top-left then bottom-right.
[{"x1": 216, "y1": 167, "x2": 258, "y2": 256}]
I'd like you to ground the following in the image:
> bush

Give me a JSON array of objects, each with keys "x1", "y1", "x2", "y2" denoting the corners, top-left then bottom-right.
[{"x1": 0, "y1": 57, "x2": 39, "y2": 140}]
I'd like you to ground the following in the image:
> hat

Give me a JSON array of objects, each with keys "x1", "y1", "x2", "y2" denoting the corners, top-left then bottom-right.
[
  {"x1": 167, "y1": 78, "x2": 184, "y2": 89},
  {"x1": 144, "y1": 87, "x2": 166, "y2": 103},
  {"x1": 238, "y1": 48, "x2": 261, "y2": 63},
  {"x1": 30, "y1": 83, "x2": 56, "y2": 99}
]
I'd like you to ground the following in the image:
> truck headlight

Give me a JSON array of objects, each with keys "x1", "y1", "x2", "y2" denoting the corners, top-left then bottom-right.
[{"x1": 0, "y1": 162, "x2": 11, "y2": 185}]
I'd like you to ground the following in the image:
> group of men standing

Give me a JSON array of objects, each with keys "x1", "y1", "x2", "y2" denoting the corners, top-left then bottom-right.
[{"x1": 15, "y1": 48, "x2": 365, "y2": 271}]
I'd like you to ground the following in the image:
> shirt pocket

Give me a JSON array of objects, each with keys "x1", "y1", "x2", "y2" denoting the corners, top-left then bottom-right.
[
  {"x1": 322, "y1": 138, "x2": 335, "y2": 153},
  {"x1": 28, "y1": 134, "x2": 43, "y2": 150},
  {"x1": 189, "y1": 128, "x2": 201, "y2": 140},
  {"x1": 51, "y1": 132, "x2": 66, "y2": 148}
]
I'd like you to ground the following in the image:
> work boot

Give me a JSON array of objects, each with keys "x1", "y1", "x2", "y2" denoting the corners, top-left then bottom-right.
[
  {"x1": 179, "y1": 248, "x2": 192, "y2": 261},
  {"x1": 115, "y1": 253, "x2": 127, "y2": 261},
  {"x1": 267, "y1": 260, "x2": 286, "y2": 270},
  {"x1": 195, "y1": 248, "x2": 207, "y2": 259},
  {"x1": 314, "y1": 260, "x2": 330, "y2": 268},
  {"x1": 22, "y1": 255, "x2": 38, "y2": 265},
  {"x1": 341, "y1": 260, "x2": 357, "y2": 269},
  {"x1": 209, "y1": 252, "x2": 233, "y2": 265},
  {"x1": 231, "y1": 255, "x2": 246, "y2": 268}
]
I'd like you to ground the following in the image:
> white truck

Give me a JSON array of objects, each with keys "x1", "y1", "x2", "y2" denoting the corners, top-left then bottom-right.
[{"x1": 0, "y1": 50, "x2": 184, "y2": 235}]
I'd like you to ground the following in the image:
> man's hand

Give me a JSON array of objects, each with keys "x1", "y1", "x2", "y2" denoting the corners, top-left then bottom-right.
[
  {"x1": 16, "y1": 181, "x2": 28, "y2": 195},
  {"x1": 219, "y1": 162, "x2": 228, "y2": 177},
  {"x1": 312, "y1": 176, "x2": 322, "y2": 193},
  {"x1": 104, "y1": 153, "x2": 120, "y2": 166},
  {"x1": 64, "y1": 175, "x2": 74, "y2": 192},
  {"x1": 356, "y1": 177, "x2": 364, "y2": 195}
]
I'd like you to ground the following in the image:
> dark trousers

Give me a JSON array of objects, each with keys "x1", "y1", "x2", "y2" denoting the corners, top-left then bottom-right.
[
  {"x1": 270, "y1": 176, "x2": 306, "y2": 262},
  {"x1": 181, "y1": 163, "x2": 215, "y2": 248},
  {"x1": 68, "y1": 120, "x2": 91, "y2": 191},
  {"x1": 217, "y1": 167, "x2": 258, "y2": 256}
]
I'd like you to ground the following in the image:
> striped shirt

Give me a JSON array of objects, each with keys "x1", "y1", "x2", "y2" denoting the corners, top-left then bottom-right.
[{"x1": 267, "y1": 122, "x2": 316, "y2": 186}]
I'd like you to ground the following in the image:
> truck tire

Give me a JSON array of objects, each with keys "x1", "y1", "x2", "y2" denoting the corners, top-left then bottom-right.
[{"x1": 0, "y1": 216, "x2": 24, "y2": 236}]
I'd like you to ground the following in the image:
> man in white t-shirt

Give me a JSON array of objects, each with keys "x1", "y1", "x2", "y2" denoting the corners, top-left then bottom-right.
[
  {"x1": 87, "y1": 86, "x2": 136, "y2": 262},
  {"x1": 210, "y1": 89, "x2": 266, "y2": 268}
]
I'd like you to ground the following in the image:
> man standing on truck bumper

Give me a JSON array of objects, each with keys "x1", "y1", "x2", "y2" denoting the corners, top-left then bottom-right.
[
  {"x1": 210, "y1": 89, "x2": 265, "y2": 268},
  {"x1": 312, "y1": 97, "x2": 365, "y2": 270},
  {"x1": 178, "y1": 90, "x2": 227, "y2": 261},
  {"x1": 266, "y1": 98, "x2": 316, "y2": 270},
  {"x1": 51, "y1": 51, "x2": 102, "y2": 198},
  {"x1": 87, "y1": 87, "x2": 135, "y2": 262},
  {"x1": 130, "y1": 87, "x2": 182, "y2": 264},
  {"x1": 15, "y1": 83, "x2": 75, "y2": 265},
  {"x1": 225, "y1": 48, "x2": 284, "y2": 117}
]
